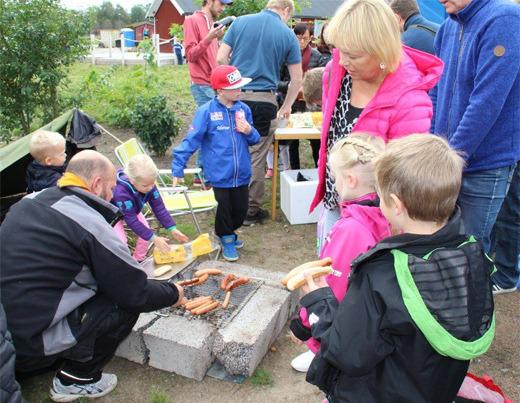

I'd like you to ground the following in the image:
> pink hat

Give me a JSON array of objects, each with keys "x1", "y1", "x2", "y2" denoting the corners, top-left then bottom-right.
[{"x1": 211, "y1": 65, "x2": 252, "y2": 90}]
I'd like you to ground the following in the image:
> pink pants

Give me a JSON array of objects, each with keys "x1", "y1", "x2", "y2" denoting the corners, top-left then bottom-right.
[{"x1": 113, "y1": 213, "x2": 151, "y2": 262}]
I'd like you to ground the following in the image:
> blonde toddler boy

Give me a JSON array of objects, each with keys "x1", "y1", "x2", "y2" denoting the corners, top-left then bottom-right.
[{"x1": 26, "y1": 130, "x2": 66, "y2": 192}]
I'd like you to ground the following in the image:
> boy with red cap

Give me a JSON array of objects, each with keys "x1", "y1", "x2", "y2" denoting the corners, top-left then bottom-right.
[{"x1": 172, "y1": 65, "x2": 260, "y2": 261}]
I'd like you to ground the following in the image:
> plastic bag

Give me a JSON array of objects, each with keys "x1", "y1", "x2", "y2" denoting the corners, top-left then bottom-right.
[{"x1": 455, "y1": 373, "x2": 512, "y2": 403}]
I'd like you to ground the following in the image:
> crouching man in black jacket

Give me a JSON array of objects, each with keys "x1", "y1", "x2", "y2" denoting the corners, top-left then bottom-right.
[
  {"x1": 0, "y1": 150, "x2": 184, "y2": 402},
  {"x1": 297, "y1": 135, "x2": 495, "y2": 403}
]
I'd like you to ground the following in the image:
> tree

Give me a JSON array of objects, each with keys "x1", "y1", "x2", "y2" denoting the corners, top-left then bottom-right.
[
  {"x1": 0, "y1": 0, "x2": 89, "y2": 140},
  {"x1": 130, "y1": 5, "x2": 147, "y2": 23},
  {"x1": 222, "y1": 0, "x2": 310, "y2": 17},
  {"x1": 113, "y1": 5, "x2": 130, "y2": 28}
]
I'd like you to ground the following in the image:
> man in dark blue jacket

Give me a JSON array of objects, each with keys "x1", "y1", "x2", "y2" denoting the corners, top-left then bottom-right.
[
  {"x1": 390, "y1": 0, "x2": 439, "y2": 54},
  {"x1": 430, "y1": 0, "x2": 520, "y2": 292}
]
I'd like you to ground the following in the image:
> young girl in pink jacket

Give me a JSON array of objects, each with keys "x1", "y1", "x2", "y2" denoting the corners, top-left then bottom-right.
[{"x1": 290, "y1": 134, "x2": 391, "y2": 372}]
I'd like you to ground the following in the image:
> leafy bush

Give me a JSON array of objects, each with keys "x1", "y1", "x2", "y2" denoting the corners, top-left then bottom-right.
[
  {"x1": 137, "y1": 38, "x2": 156, "y2": 68},
  {"x1": 131, "y1": 95, "x2": 180, "y2": 156},
  {"x1": 168, "y1": 23, "x2": 183, "y2": 42},
  {"x1": 62, "y1": 65, "x2": 162, "y2": 128}
]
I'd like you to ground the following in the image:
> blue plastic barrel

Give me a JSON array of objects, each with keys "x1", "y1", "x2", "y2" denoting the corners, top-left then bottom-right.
[{"x1": 121, "y1": 28, "x2": 135, "y2": 48}]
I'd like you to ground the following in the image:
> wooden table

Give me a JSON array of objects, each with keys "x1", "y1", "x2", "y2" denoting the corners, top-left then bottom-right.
[{"x1": 271, "y1": 127, "x2": 321, "y2": 221}]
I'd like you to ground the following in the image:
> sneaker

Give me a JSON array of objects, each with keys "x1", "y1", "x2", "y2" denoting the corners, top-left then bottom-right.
[
  {"x1": 233, "y1": 234, "x2": 244, "y2": 249},
  {"x1": 265, "y1": 168, "x2": 273, "y2": 179},
  {"x1": 492, "y1": 282, "x2": 517, "y2": 295},
  {"x1": 291, "y1": 350, "x2": 315, "y2": 373},
  {"x1": 50, "y1": 373, "x2": 118, "y2": 402},
  {"x1": 220, "y1": 235, "x2": 239, "y2": 261},
  {"x1": 243, "y1": 209, "x2": 269, "y2": 226}
]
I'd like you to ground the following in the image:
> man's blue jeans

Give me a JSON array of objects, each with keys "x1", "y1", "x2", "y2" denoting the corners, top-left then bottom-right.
[
  {"x1": 490, "y1": 163, "x2": 519, "y2": 289},
  {"x1": 190, "y1": 84, "x2": 215, "y2": 180},
  {"x1": 458, "y1": 164, "x2": 516, "y2": 253},
  {"x1": 190, "y1": 84, "x2": 214, "y2": 107}
]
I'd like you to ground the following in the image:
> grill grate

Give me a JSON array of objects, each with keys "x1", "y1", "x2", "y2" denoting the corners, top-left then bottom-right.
[{"x1": 166, "y1": 267, "x2": 262, "y2": 328}]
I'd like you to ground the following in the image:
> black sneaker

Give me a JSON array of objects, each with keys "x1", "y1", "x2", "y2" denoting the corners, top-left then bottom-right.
[{"x1": 243, "y1": 209, "x2": 269, "y2": 226}]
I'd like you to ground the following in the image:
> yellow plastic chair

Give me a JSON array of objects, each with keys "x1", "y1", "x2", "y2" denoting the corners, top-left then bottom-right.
[{"x1": 114, "y1": 138, "x2": 217, "y2": 234}]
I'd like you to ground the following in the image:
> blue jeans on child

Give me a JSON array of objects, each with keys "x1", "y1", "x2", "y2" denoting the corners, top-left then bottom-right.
[
  {"x1": 316, "y1": 206, "x2": 341, "y2": 256},
  {"x1": 490, "y1": 163, "x2": 520, "y2": 289},
  {"x1": 457, "y1": 164, "x2": 516, "y2": 253},
  {"x1": 190, "y1": 84, "x2": 215, "y2": 181}
]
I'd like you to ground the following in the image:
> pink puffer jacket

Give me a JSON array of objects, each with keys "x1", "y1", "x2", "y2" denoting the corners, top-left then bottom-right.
[
  {"x1": 310, "y1": 46, "x2": 443, "y2": 212},
  {"x1": 300, "y1": 193, "x2": 391, "y2": 353}
]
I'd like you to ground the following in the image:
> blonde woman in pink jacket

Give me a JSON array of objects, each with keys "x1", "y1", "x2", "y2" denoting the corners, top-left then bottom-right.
[
  {"x1": 311, "y1": 0, "x2": 443, "y2": 253},
  {"x1": 290, "y1": 134, "x2": 390, "y2": 372}
]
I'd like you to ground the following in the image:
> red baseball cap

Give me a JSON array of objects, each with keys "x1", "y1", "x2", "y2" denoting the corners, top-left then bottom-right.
[{"x1": 211, "y1": 65, "x2": 252, "y2": 90}]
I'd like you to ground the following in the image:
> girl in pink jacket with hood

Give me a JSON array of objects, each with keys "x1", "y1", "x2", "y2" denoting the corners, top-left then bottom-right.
[
  {"x1": 290, "y1": 134, "x2": 391, "y2": 372},
  {"x1": 311, "y1": 0, "x2": 443, "y2": 254}
]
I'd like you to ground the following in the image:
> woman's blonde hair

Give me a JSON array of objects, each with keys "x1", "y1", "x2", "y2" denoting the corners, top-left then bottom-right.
[
  {"x1": 125, "y1": 154, "x2": 158, "y2": 182},
  {"x1": 329, "y1": 133, "x2": 385, "y2": 196},
  {"x1": 326, "y1": 0, "x2": 402, "y2": 72}
]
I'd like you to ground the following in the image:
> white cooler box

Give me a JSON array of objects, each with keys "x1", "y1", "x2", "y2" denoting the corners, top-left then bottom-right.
[{"x1": 280, "y1": 169, "x2": 321, "y2": 225}]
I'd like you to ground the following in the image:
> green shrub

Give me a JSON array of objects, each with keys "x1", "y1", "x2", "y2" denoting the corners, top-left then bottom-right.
[
  {"x1": 131, "y1": 95, "x2": 180, "y2": 156},
  {"x1": 62, "y1": 65, "x2": 163, "y2": 128}
]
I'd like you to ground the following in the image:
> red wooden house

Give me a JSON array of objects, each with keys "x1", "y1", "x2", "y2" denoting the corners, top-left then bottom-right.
[
  {"x1": 146, "y1": 0, "x2": 198, "y2": 53},
  {"x1": 130, "y1": 22, "x2": 155, "y2": 42}
]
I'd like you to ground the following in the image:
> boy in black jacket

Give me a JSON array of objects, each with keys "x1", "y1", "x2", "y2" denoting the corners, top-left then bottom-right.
[{"x1": 298, "y1": 135, "x2": 495, "y2": 403}]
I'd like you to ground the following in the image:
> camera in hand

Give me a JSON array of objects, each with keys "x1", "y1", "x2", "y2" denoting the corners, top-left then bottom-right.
[{"x1": 214, "y1": 16, "x2": 236, "y2": 28}]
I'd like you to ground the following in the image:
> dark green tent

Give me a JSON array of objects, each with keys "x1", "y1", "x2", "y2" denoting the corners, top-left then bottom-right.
[{"x1": 0, "y1": 110, "x2": 73, "y2": 221}]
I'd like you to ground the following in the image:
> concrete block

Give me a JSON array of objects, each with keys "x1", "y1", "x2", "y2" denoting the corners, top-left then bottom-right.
[
  {"x1": 143, "y1": 315, "x2": 216, "y2": 381},
  {"x1": 212, "y1": 284, "x2": 291, "y2": 376},
  {"x1": 115, "y1": 312, "x2": 157, "y2": 364}
]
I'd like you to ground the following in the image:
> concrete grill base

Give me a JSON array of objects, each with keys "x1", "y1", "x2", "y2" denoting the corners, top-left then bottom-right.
[{"x1": 115, "y1": 261, "x2": 297, "y2": 380}]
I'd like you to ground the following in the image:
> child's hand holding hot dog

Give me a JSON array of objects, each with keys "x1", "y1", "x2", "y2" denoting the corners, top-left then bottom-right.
[{"x1": 301, "y1": 272, "x2": 328, "y2": 295}]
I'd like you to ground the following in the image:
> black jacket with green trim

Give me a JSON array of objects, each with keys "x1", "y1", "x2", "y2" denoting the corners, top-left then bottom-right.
[
  {"x1": 302, "y1": 208, "x2": 494, "y2": 403},
  {"x1": 0, "y1": 186, "x2": 179, "y2": 359}
]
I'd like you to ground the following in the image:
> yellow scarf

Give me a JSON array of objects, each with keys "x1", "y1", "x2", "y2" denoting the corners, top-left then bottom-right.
[{"x1": 57, "y1": 172, "x2": 90, "y2": 191}]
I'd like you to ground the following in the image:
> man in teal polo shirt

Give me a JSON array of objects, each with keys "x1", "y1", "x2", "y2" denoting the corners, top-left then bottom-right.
[{"x1": 217, "y1": 0, "x2": 302, "y2": 225}]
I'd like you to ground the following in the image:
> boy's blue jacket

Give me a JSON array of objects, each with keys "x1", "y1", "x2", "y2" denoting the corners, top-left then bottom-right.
[
  {"x1": 172, "y1": 98, "x2": 260, "y2": 188},
  {"x1": 430, "y1": 0, "x2": 520, "y2": 172}
]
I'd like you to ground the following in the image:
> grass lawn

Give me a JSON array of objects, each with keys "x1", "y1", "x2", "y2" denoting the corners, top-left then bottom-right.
[{"x1": 58, "y1": 62, "x2": 197, "y2": 128}]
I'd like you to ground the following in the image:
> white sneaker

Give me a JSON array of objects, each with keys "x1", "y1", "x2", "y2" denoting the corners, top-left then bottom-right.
[
  {"x1": 291, "y1": 350, "x2": 315, "y2": 372},
  {"x1": 492, "y1": 283, "x2": 517, "y2": 295},
  {"x1": 50, "y1": 373, "x2": 118, "y2": 402}
]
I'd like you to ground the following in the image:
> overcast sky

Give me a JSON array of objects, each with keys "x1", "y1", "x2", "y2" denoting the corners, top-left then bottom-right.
[{"x1": 60, "y1": 0, "x2": 148, "y2": 11}]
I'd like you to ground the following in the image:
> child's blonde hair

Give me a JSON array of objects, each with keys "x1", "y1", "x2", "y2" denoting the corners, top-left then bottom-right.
[
  {"x1": 374, "y1": 134, "x2": 465, "y2": 223},
  {"x1": 326, "y1": 0, "x2": 402, "y2": 73},
  {"x1": 329, "y1": 133, "x2": 385, "y2": 197},
  {"x1": 29, "y1": 130, "x2": 65, "y2": 163},
  {"x1": 125, "y1": 154, "x2": 158, "y2": 182},
  {"x1": 302, "y1": 67, "x2": 325, "y2": 105}
]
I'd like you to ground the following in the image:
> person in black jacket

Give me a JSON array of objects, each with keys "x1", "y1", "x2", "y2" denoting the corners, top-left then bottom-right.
[
  {"x1": 1, "y1": 150, "x2": 184, "y2": 402},
  {"x1": 297, "y1": 135, "x2": 495, "y2": 403},
  {"x1": 0, "y1": 303, "x2": 23, "y2": 403}
]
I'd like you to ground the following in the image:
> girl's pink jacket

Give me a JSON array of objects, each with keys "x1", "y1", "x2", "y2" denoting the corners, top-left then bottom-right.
[
  {"x1": 310, "y1": 46, "x2": 443, "y2": 212},
  {"x1": 300, "y1": 193, "x2": 391, "y2": 353}
]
